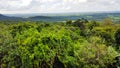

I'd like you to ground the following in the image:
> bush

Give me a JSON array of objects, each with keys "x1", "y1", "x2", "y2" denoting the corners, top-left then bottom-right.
[{"x1": 115, "y1": 28, "x2": 120, "y2": 46}]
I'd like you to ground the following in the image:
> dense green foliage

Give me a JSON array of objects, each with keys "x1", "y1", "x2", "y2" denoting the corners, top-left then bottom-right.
[{"x1": 0, "y1": 19, "x2": 120, "y2": 68}]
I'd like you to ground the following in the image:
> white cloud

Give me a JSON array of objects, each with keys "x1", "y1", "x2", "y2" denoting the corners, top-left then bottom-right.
[
  {"x1": 0, "y1": 0, "x2": 120, "y2": 14},
  {"x1": 63, "y1": 0, "x2": 87, "y2": 3},
  {"x1": 8, "y1": 0, "x2": 32, "y2": 8}
]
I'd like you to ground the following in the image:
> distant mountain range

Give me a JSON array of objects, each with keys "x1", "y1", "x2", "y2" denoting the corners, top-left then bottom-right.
[
  {"x1": 0, "y1": 14, "x2": 25, "y2": 21},
  {"x1": 0, "y1": 12, "x2": 120, "y2": 22}
]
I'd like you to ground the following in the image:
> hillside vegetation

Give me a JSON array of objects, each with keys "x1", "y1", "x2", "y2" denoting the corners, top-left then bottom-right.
[{"x1": 0, "y1": 18, "x2": 120, "y2": 68}]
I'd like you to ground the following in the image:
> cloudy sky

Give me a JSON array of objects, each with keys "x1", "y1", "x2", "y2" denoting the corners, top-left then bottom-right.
[{"x1": 0, "y1": 0, "x2": 120, "y2": 14}]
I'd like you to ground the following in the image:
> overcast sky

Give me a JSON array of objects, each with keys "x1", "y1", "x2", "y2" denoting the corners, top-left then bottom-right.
[{"x1": 0, "y1": 0, "x2": 120, "y2": 14}]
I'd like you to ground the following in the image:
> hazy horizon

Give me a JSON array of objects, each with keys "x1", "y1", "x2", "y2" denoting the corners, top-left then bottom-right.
[{"x1": 2, "y1": 11, "x2": 120, "y2": 14}]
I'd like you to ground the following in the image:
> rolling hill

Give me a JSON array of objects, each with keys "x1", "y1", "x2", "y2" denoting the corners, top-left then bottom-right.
[
  {"x1": 1, "y1": 12, "x2": 120, "y2": 22},
  {"x1": 0, "y1": 14, "x2": 25, "y2": 20}
]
